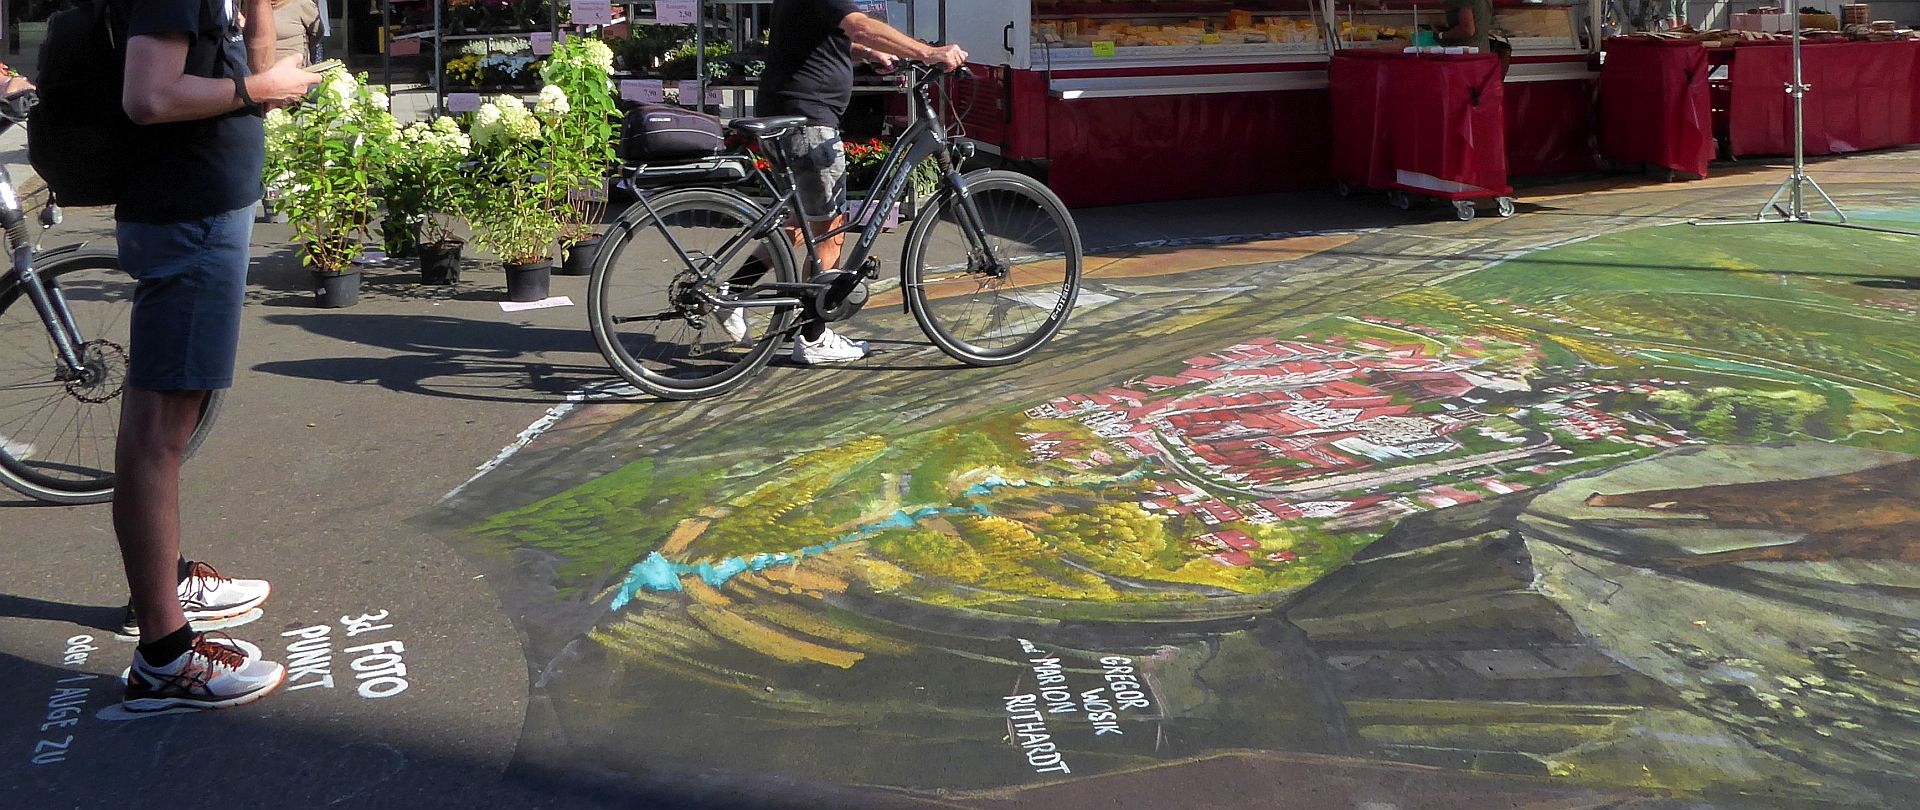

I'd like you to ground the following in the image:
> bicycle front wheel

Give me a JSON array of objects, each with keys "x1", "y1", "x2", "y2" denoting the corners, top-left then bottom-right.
[
  {"x1": 0, "y1": 248, "x2": 222, "y2": 505},
  {"x1": 903, "y1": 169, "x2": 1083, "y2": 367},
  {"x1": 589, "y1": 188, "x2": 799, "y2": 400}
]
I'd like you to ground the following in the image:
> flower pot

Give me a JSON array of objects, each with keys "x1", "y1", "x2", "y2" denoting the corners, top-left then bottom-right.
[
  {"x1": 419, "y1": 240, "x2": 464, "y2": 285},
  {"x1": 312, "y1": 269, "x2": 363, "y2": 308},
  {"x1": 556, "y1": 236, "x2": 603, "y2": 276},
  {"x1": 503, "y1": 261, "x2": 552, "y2": 303}
]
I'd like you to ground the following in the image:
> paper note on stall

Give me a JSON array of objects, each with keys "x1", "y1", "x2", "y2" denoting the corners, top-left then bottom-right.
[
  {"x1": 656, "y1": 0, "x2": 696, "y2": 24},
  {"x1": 621, "y1": 79, "x2": 665, "y2": 104},
  {"x1": 530, "y1": 32, "x2": 553, "y2": 55},
  {"x1": 1091, "y1": 41, "x2": 1117, "y2": 57},
  {"x1": 572, "y1": 0, "x2": 613, "y2": 25},
  {"x1": 446, "y1": 93, "x2": 481, "y2": 113}
]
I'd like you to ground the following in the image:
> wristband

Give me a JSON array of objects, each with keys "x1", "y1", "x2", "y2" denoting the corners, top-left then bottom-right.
[{"x1": 232, "y1": 75, "x2": 263, "y2": 115}]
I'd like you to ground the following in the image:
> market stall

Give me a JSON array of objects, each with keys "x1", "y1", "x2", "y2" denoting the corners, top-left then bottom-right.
[
  {"x1": 1600, "y1": 18, "x2": 1920, "y2": 172},
  {"x1": 921, "y1": 0, "x2": 1596, "y2": 207}
]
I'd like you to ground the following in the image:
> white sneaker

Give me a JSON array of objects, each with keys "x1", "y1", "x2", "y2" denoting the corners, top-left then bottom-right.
[
  {"x1": 121, "y1": 561, "x2": 272, "y2": 636},
  {"x1": 791, "y1": 327, "x2": 870, "y2": 365},
  {"x1": 720, "y1": 305, "x2": 749, "y2": 344},
  {"x1": 118, "y1": 634, "x2": 285, "y2": 715}
]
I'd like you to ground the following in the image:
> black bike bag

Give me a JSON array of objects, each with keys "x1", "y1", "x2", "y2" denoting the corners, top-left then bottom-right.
[{"x1": 621, "y1": 104, "x2": 724, "y2": 163}]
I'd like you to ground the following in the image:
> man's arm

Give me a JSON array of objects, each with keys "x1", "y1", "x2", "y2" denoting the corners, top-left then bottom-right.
[
  {"x1": 839, "y1": 12, "x2": 966, "y2": 70},
  {"x1": 245, "y1": 0, "x2": 277, "y2": 72},
  {"x1": 122, "y1": 34, "x2": 320, "y2": 125}
]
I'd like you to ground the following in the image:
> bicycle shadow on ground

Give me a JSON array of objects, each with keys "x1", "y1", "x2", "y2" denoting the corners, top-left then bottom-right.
[{"x1": 250, "y1": 313, "x2": 609, "y2": 405}]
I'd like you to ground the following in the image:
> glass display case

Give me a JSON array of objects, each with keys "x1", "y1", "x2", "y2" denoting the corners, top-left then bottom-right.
[
  {"x1": 1029, "y1": 1, "x2": 1332, "y2": 65},
  {"x1": 1323, "y1": 0, "x2": 1580, "y2": 54}
]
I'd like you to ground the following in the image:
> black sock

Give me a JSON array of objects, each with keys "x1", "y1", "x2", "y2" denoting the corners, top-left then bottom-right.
[
  {"x1": 137, "y1": 623, "x2": 196, "y2": 667},
  {"x1": 801, "y1": 321, "x2": 826, "y2": 341}
]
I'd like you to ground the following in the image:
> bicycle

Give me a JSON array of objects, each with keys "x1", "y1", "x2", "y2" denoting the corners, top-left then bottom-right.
[
  {"x1": 588, "y1": 61, "x2": 1083, "y2": 400},
  {"x1": 0, "y1": 91, "x2": 220, "y2": 504}
]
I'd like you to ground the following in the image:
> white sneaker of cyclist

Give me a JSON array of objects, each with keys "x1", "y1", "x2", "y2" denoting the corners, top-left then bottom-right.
[
  {"x1": 118, "y1": 634, "x2": 285, "y2": 715},
  {"x1": 791, "y1": 327, "x2": 870, "y2": 365},
  {"x1": 720, "y1": 305, "x2": 750, "y2": 345}
]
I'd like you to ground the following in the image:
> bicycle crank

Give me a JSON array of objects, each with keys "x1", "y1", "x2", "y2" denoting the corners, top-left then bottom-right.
[{"x1": 805, "y1": 258, "x2": 880, "y2": 323}]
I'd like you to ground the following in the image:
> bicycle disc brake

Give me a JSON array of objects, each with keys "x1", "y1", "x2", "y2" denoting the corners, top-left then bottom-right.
[{"x1": 63, "y1": 339, "x2": 127, "y2": 404}]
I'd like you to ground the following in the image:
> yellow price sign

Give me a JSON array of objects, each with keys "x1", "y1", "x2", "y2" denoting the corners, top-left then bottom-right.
[
  {"x1": 1091, "y1": 40, "x2": 1117, "y2": 57},
  {"x1": 1202, "y1": 33, "x2": 1222, "y2": 44}
]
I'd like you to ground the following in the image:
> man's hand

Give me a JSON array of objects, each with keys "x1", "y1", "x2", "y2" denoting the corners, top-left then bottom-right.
[
  {"x1": 928, "y1": 44, "x2": 968, "y2": 72},
  {"x1": 251, "y1": 55, "x2": 324, "y2": 107},
  {"x1": 867, "y1": 50, "x2": 900, "y2": 73}
]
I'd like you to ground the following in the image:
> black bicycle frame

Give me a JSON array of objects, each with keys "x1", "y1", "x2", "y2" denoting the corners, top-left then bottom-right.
[
  {"x1": 625, "y1": 64, "x2": 1002, "y2": 314},
  {"x1": 1, "y1": 163, "x2": 87, "y2": 376}
]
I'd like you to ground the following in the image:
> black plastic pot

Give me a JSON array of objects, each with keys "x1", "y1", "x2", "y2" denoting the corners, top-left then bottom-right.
[
  {"x1": 556, "y1": 236, "x2": 602, "y2": 276},
  {"x1": 312, "y1": 269, "x2": 363, "y2": 309},
  {"x1": 504, "y1": 261, "x2": 552, "y2": 303},
  {"x1": 419, "y1": 240, "x2": 464, "y2": 285}
]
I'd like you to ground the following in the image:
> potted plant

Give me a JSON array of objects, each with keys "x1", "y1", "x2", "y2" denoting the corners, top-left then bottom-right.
[
  {"x1": 538, "y1": 37, "x2": 618, "y2": 275},
  {"x1": 468, "y1": 93, "x2": 564, "y2": 302},
  {"x1": 263, "y1": 69, "x2": 393, "y2": 308},
  {"x1": 383, "y1": 117, "x2": 475, "y2": 284}
]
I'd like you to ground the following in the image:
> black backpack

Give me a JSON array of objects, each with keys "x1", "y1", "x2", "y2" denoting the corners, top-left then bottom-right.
[{"x1": 29, "y1": 0, "x2": 133, "y2": 207}]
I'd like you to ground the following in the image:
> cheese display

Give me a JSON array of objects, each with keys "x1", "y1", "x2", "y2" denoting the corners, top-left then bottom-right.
[{"x1": 1031, "y1": 3, "x2": 1328, "y2": 56}]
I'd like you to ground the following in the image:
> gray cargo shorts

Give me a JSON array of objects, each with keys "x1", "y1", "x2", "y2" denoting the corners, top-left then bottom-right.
[{"x1": 785, "y1": 126, "x2": 847, "y2": 223}]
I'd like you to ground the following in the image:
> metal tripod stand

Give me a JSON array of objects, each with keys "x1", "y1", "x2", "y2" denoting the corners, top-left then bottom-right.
[{"x1": 1695, "y1": 12, "x2": 1919, "y2": 237}]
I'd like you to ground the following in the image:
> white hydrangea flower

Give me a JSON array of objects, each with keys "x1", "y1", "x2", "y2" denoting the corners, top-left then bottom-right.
[
  {"x1": 432, "y1": 115, "x2": 461, "y2": 135},
  {"x1": 323, "y1": 69, "x2": 356, "y2": 107},
  {"x1": 367, "y1": 89, "x2": 390, "y2": 111},
  {"x1": 535, "y1": 84, "x2": 570, "y2": 121},
  {"x1": 582, "y1": 39, "x2": 615, "y2": 74}
]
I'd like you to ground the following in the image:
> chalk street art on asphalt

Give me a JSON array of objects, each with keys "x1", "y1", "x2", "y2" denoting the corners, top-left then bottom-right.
[{"x1": 441, "y1": 209, "x2": 1920, "y2": 808}]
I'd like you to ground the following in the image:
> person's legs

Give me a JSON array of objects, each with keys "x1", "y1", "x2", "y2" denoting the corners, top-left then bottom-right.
[
  {"x1": 114, "y1": 387, "x2": 206, "y2": 644},
  {"x1": 111, "y1": 207, "x2": 283, "y2": 712},
  {"x1": 784, "y1": 127, "x2": 866, "y2": 361}
]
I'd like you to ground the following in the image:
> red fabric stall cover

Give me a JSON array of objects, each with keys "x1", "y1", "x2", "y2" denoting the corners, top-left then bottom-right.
[
  {"x1": 1330, "y1": 50, "x2": 1399, "y2": 190},
  {"x1": 1506, "y1": 76, "x2": 1598, "y2": 176},
  {"x1": 1600, "y1": 37, "x2": 1713, "y2": 176},
  {"x1": 1385, "y1": 53, "x2": 1510, "y2": 196},
  {"x1": 1729, "y1": 39, "x2": 1920, "y2": 157},
  {"x1": 1043, "y1": 87, "x2": 1333, "y2": 208}
]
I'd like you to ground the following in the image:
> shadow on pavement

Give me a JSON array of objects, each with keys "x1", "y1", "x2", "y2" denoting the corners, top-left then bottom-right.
[
  {"x1": 0, "y1": 594, "x2": 122, "y2": 633},
  {"x1": 252, "y1": 313, "x2": 608, "y2": 405}
]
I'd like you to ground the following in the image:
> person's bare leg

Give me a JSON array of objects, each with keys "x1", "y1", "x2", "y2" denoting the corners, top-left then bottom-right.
[
  {"x1": 799, "y1": 214, "x2": 848, "y2": 340},
  {"x1": 113, "y1": 387, "x2": 206, "y2": 643}
]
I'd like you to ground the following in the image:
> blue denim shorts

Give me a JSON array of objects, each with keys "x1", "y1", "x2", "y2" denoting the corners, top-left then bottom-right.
[{"x1": 116, "y1": 207, "x2": 256, "y2": 391}]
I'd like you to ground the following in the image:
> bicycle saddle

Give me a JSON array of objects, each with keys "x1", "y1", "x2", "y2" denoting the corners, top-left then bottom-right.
[{"x1": 729, "y1": 115, "x2": 808, "y2": 139}]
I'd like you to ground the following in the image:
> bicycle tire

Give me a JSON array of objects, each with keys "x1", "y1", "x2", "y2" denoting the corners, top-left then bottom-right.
[
  {"x1": 589, "y1": 188, "x2": 799, "y2": 400},
  {"x1": 903, "y1": 169, "x2": 1082, "y2": 367},
  {"x1": 0, "y1": 247, "x2": 222, "y2": 505}
]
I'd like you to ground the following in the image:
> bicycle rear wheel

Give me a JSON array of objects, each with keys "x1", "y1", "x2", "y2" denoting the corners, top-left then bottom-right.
[
  {"x1": 0, "y1": 248, "x2": 222, "y2": 505},
  {"x1": 589, "y1": 188, "x2": 799, "y2": 400},
  {"x1": 903, "y1": 169, "x2": 1082, "y2": 367}
]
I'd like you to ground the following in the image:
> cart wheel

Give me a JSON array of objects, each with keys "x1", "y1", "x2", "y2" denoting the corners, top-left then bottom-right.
[
  {"x1": 1336, "y1": 180, "x2": 1354, "y2": 198},
  {"x1": 1389, "y1": 190, "x2": 1412, "y2": 211},
  {"x1": 1496, "y1": 197, "x2": 1516, "y2": 218},
  {"x1": 1453, "y1": 200, "x2": 1476, "y2": 221}
]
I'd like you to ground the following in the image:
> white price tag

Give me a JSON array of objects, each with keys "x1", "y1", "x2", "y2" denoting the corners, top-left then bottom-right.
[
  {"x1": 676, "y1": 80, "x2": 704, "y2": 106},
  {"x1": 656, "y1": 0, "x2": 696, "y2": 24},
  {"x1": 446, "y1": 92, "x2": 481, "y2": 113},
  {"x1": 571, "y1": 0, "x2": 613, "y2": 25},
  {"x1": 705, "y1": 85, "x2": 724, "y2": 105},
  {"x1": 621, "y1": 79, "x2": 664, "y2": 104},
  {"x1": 530, "y1": 32, "x2": 553, "y2": 55}
]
